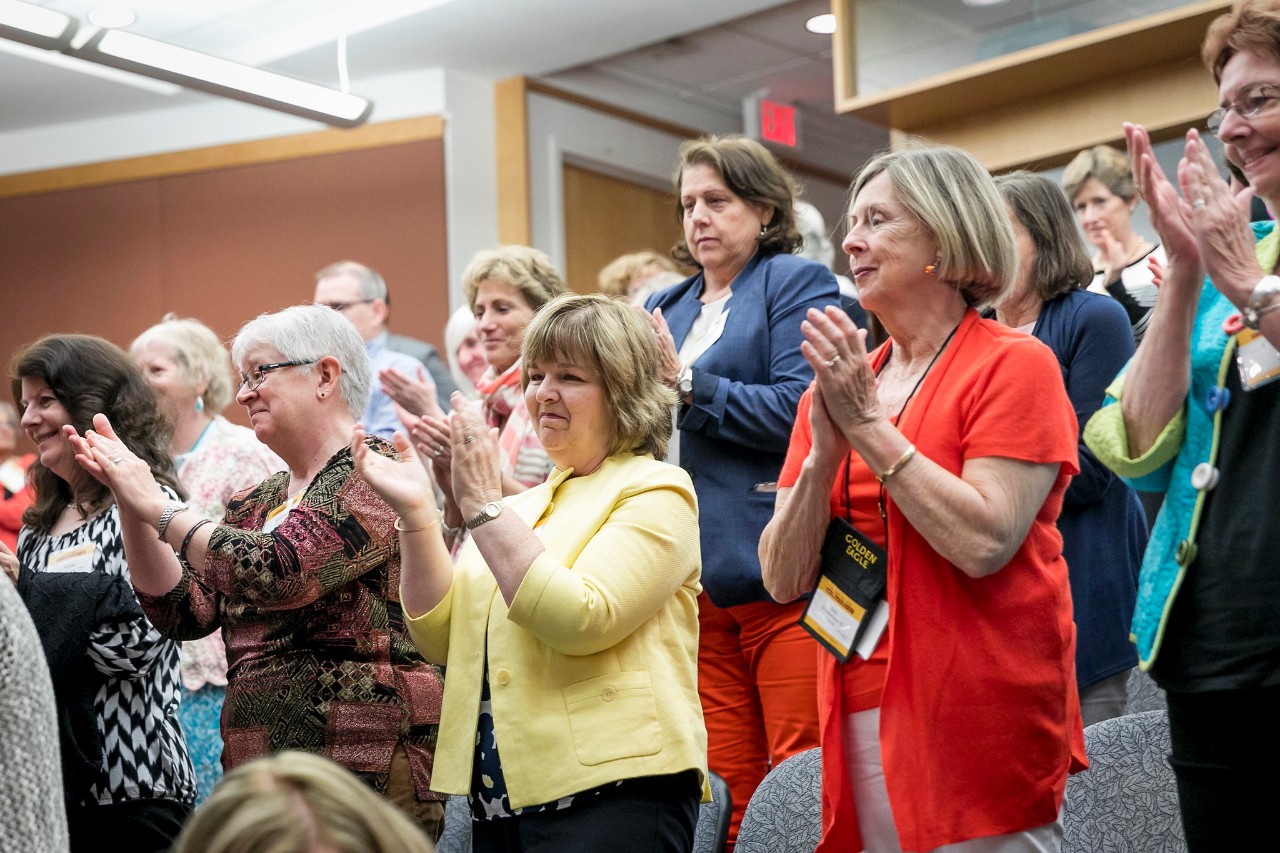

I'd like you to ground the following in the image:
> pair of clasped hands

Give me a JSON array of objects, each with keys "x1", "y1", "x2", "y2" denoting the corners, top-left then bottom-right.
[{"x1": 354, "y1": 391, "x2": 503, "y2": 530}]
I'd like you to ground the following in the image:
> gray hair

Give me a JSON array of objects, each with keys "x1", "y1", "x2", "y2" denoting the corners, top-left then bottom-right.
[
  {"x1": 314, "y1": 260, "x2": 388, "y2": 302},
  {"x1": 231, "y1": 304, "x2": 371, "y2": 419},
  {"x1": 130, "y1": 315, "x2": 236, "y2": 413},
  {"x1": 793, "y1": 201, "x2": 836, "y2": 271},
  {"x1": 443, "y1": 305, "x2": 479, "y2": 398},
  {"x1": 851, "y1": 143, "x2": 1018, "y2": 309}
]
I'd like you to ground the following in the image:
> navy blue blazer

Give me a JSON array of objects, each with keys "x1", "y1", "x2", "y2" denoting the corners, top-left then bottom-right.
[
  {"x1": 1032, "y1": 289, "x2": 1146, "y2": 687},
  {"x1": 646, "y1": 252, "x2": 840, "y2": 606}
]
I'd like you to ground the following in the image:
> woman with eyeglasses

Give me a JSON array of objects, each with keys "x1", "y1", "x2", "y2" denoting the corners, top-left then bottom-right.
[
  {"x1": 63, "y1": 305, "x2": 448, "y2": 840},
  {"x1": 1085, "y1": 2, "x2": 1280, "y2": 849}
]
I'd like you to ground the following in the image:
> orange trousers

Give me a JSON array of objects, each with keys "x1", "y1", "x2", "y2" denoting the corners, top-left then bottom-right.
[{"x1": 698, "y1": 592, "x2": 820, "y2": 851}]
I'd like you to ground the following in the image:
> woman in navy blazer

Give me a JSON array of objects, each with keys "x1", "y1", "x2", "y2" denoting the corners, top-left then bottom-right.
[
  {"x1": 994, "y1": 171, "x2": 1147, "y2": 727},
  {"x1": 644, "y1": 135, "x2": 839, "y2": 848}
]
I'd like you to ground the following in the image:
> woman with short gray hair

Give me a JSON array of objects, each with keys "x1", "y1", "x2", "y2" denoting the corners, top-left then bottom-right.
[{"x1": 67, "y1": 304, "x2": 447, "y2": 839}]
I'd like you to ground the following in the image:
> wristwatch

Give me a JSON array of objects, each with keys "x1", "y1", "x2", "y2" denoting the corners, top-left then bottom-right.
[
  {"x1": 677, "y1": 365, "x2": 693, "y2": 397},
  {"x1": 465, "y1": 500, "x2": 504, "y2": 530},
  {"x1": 1243, "y1": 274, "x2": 1280, "y2": 330}
]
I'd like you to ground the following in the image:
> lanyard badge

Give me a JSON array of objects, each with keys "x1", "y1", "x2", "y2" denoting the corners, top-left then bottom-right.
[{"x1": 800, "y1": 517, "x2": 888, "y2": 662}]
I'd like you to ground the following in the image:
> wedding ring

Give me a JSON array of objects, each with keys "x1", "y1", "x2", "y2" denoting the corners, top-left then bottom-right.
[
  {"x1": 434, "y1": 448, "x2": 443, "y2": 457},
  {"x1": 1192, "y1": 198, "x2": 1207, "y2": 210},
  {"x1": 825, "y1": 354, "x2": 842, "y2": 368},
  {"x1": 110, "y1": 456, "x2": 123, "y2": 465},
  {"x1": 463, "y1": 435, "x2": 477, "y2": 445}
]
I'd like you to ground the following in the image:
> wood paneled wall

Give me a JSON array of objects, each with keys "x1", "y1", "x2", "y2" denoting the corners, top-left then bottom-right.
[
  {"x1": 1, "y1": 131, "x2": 448, "y2": 430},
  {"x1": 562, "y1": 164, "x2": 686, "y2": 294}
]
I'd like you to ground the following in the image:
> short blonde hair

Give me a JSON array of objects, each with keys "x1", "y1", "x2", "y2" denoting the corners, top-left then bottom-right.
[
  {"x1": 851, "y1": 144, "x2": 1018, "y2": 309},
  {"x1": 1061, "y1": 145, "x2": 1135, "y2": 204},
  {"x1": 521, "y1": 293, "x2": 676, "y2": 460},
  {"x1": 461, "y1": 246, "x2": 568, "y2": 313},
  {"x1": 597, "y1": 251, "x2": 678, "y2": 299},
  {"x1": 130, "y1": 315, "x2": 235, "y2": 413},
  {"x1": 172, "y1": 752, "x2": 433, "y2": 853}
]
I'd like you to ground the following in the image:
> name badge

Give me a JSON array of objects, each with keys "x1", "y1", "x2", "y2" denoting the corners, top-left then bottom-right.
[
  {"x1": 800, "y1": 517, "x2": 889, "y2": 663},
  {"x1": 1236, "y1": 329, "x2": 1280, "y2": 391},
  {"x1": 47, "y1": 542, "x2": 98, "y2": 574}
]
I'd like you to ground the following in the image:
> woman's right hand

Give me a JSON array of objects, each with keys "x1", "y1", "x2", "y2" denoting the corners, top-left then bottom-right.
[
  {"x1": 446, "y1": 393, "x2": 504, "y2": 518},
  {"x1": 351, "y1": 425, "x2": 435, "y2": 523},
  {"x1": 0, "y1": 540, "x2": 18, "y2": 586},
  {"x1": 634, "y1": 305, "x2": 681, "y2": 388},
  {"x1": 68, "y1": 414, "x2": 168, "y2": 522},
  {"x1": 411, "y1": 414, "x2": 456, "y2": 499},
  {"x1": 1126, "y1": 123, "x2": 1202, "y2": 273}
]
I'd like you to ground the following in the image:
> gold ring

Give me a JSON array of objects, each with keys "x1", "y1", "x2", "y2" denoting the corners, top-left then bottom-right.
[
  {"x1": 825, "y1": 354, "x2": 842, "y2": 368},
  {"x1": 463, "y1": 435, "x2": 477, "y2": 445}
]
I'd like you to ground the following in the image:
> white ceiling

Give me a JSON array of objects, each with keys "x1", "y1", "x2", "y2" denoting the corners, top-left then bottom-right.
[{"x1": 0, "y1": 0, "x2": 1193, "y2": 174}]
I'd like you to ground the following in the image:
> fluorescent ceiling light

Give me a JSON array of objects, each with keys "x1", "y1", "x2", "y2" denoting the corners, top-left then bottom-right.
[
  {"x1": 0, "y1": 0, "x2": 76, "y2": 49},
  {"x1": 72, "y1": 27, "x2": 373, "y2": 127},
  {"x1": 87, "y1": 6, "x2": 137, "y2": 29},
  {"x1": 805, "y1": 14, "x2": 837, "y2": 35},
  {"x1": 0, "y1": 36, "x2": 179, "y2": 94}
]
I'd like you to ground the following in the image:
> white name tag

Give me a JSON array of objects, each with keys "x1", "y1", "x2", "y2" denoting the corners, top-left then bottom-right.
[
  {"x1": 1236, "y1": 329, "x2": 1280, "y2": 391},
  {"x1": 46, "y1": 542, "x2": 97, "y2": 574}
]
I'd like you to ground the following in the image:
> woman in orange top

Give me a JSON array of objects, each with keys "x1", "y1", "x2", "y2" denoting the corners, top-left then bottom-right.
[{"x1": 760, "y1": 145, "x2": 1086, "y2": 853}]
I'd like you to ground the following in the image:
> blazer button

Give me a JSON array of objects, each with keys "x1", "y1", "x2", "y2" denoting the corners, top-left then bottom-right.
[
  {"x1": 496, "y1": 669, "x2": 511, "y2": 686},
  {"x1": 1190, "y1": 462, "x2": 1220, "y2": 491},
  {"x1": 601, "y1": 686, "x2": 616, "y2": 702}
]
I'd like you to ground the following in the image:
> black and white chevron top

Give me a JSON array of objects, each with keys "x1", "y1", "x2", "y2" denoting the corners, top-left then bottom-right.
[{"x1": 18, "y1": 499, "x2": 195, "y2": 807}]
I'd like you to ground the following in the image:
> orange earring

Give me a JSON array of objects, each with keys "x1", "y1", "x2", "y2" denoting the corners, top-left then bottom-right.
[{"x1": 924, "y1": 257, "x2": 940, "y2": 276}]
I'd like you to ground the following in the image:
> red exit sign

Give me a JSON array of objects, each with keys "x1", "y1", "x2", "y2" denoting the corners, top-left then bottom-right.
[{"x1": 760, "y1": 99, "x2": 798, "y2": 147}]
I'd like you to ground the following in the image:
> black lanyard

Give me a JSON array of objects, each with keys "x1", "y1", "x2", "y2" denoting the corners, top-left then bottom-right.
[{"x1": 873, "y1": 322, "x2": 961, "y2": 539}]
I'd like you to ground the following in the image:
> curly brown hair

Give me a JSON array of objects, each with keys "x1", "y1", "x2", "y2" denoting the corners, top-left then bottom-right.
[
  {"x1": 10, "y1": 334, "x2": 182, "y2": 532},
  {"x1": 670, "y1": 135, "x2": 803, "y2": 268},
  {"x1": 1203, "y1": 0, "x2": 1280, "y2": 83}
]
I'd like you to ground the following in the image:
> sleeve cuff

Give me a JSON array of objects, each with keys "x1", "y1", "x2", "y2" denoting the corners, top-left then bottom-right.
[
  {"x1": 403, "y1": 581, "x2": 455, "y2": 663},
  {"x1": 1082, "y1": 378, "x2": 1185, "y2": 483}
]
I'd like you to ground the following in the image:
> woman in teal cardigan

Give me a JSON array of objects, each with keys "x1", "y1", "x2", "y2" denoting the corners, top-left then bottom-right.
[
  {"x1": 1082, "y1": 25, "x2": 1280, "y2": 842},
  {"x1": 355, "y1": 293, "x2": 707, "y2": 853}
]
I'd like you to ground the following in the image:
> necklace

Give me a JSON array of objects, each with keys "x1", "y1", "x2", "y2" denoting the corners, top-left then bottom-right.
[{"x1": 874, "y1": 321, "x2": 961, "y2": 536}]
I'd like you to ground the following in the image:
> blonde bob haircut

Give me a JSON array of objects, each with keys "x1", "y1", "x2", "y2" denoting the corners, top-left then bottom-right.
[
  {"x1": 851, "y1": 144, "x2": 1018, "y2": 309},
  {"x1": 172, "y1": 751, "x2": 432, "y2": 853},
  {"x1": 461, "y1": 245, "x2": 568, "y2": 314},
  {"x1": 521, "y1": 293, "x2": 677, "y2": 461},
  {"x1": 1061, "y1": 145, "x2": 1136, "y2": 205},
  {"x1": 130, "y1": 315, "x2": 235, "y2": 413}
]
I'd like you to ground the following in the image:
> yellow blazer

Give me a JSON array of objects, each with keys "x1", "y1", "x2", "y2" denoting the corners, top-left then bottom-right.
[{"x1": 406, "y1": 453, "x2": 707, "y2": 808}]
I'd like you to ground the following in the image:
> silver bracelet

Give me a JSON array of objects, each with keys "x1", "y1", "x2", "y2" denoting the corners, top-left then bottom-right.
[{"x1": 156, "y1": 501, "x2": 189, "y2": 542}]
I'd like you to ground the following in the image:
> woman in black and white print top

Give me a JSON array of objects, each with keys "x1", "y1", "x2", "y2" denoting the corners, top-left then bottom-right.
[{"x1": 10, "y1": 335, "x2": 194, "y2": 853}]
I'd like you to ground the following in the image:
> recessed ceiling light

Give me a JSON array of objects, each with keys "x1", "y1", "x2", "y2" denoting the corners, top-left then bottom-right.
[
  {"x1": 87, "y1": 6, "x2": 137, "y2": 29},
  {"x1": 961, "y1": 0, "x2": 1012, "y2": 6},
  {"x1": 805, "y1": 13, "x2": 836, "y2": 35}
]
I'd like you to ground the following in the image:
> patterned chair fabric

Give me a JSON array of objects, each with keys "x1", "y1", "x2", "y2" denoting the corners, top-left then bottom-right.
[
  {"x1": 736, "y1": 748, "x2": 823, "y2": 853},
  {"x1": 1063, "y1": 710, "x2": 1186, "y2": 853},
  {"x1": 694, "y1": 769, "x2": 733, "y2": 853},
  {"x1": 1124, "y1": 667, "x2": 1169, "y2": 715}
]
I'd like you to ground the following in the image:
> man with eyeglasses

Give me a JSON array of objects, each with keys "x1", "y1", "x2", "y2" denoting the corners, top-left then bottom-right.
[{"x1": 313, "y1": 261, "x2": 457, "y2": 438}]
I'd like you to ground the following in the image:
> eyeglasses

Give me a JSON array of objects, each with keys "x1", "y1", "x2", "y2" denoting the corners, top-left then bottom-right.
[
  {"x1": 1207, "y1": 83, "x2": 1280, "y2": 136},
  {"x1": 238, "y1": 360, "x2": 316, "y2": 392},
  {"x1": 316, "y1": 298, "x2": 375, "y2": 313}
]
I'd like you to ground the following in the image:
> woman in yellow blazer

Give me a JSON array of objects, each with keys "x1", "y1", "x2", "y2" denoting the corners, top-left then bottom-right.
[{"x1": 354, "y1": 293, "x2": 707, "y2": 852}]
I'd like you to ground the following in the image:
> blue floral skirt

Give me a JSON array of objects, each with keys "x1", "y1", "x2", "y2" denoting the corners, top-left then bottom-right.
[{"x1": 178, "y1": 684, "x2": 225, "y2": 805}]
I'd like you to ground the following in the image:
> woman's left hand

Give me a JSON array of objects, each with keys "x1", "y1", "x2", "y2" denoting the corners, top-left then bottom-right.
[
  {"x1": 380, "y1": 366, "x2": 443, "y2": 420},
  {"x1": 1180, "y1": 129, "x2": 1265, "y2": 299},
  {"x1": 801, "y1": 306, "x2": 886, "y2": 443},
  {"x1": 351, "y1": 425, "x2": 435, "y2": 522},
  {"x1": 68, "y1": 414, "x2": 167, "y2": 520},
  {"x1": 447, "y1": 393, "x2": 503, "y2": 518}
]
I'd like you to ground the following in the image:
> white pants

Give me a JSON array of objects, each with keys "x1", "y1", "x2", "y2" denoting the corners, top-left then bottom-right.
[{"x1": 844, "y1": 708, "x2": 1063, "y2": 853}]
